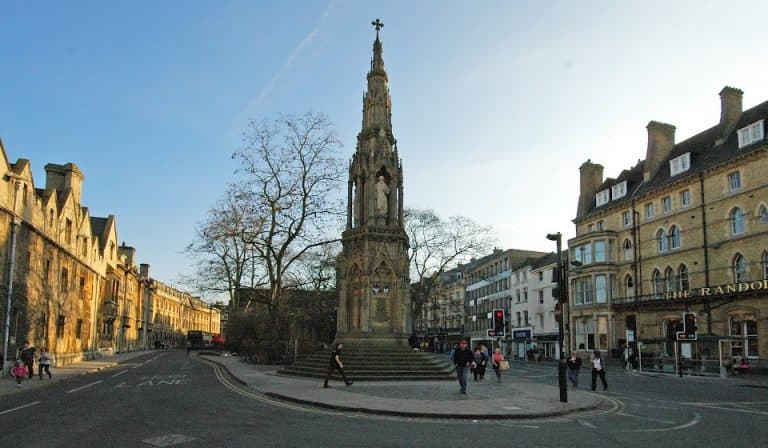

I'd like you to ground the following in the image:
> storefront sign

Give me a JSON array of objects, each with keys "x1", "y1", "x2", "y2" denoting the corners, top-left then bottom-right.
[{"x1": 660, "y1": 280, "x2": 768, "y2": 300}]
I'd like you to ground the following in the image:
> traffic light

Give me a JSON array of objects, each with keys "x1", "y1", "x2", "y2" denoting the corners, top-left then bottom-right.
[
  {"x1": 493, "y1": 309, "x2": 505, "y2": 337},
  {"x1": 683, "y1": 312, "x2": 697, "y2": 339}
]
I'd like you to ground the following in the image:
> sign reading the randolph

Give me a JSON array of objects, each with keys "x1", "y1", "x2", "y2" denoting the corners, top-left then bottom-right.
[{"x1": 661, "y1": 280, "x2": 768, "y2": 300}]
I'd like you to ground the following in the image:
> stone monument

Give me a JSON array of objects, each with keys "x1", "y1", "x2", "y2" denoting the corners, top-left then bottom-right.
[{"x1": 335, "y1": 19, "x2": 410, "y2": 347}]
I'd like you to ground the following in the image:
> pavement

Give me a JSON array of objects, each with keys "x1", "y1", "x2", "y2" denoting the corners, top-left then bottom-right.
[
  {"x1": 200, "y1": 353, "x2": 608, "y2": 420},
  {"x1": 0, "y1": 350, "x2": 158, "y2": 397}
]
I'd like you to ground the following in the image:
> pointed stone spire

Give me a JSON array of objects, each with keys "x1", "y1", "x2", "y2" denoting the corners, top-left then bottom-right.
[{"x1": 361, "y1": 18, "x2": 392, "y2": 138}]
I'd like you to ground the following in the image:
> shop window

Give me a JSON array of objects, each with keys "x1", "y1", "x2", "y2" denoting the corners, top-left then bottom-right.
[{"x1": 730, "y1": 317, "x2": 759, "y2": 357}]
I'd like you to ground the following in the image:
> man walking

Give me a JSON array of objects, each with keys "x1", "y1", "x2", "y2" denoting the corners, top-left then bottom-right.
[
  {"x1": 453, "y1": 339, "x2": 476, "y2": 394},
  {"x1": 18, "y1": 341, "x2": 35, "y2": 379},
  {"x1": 323, "y1": 342, "x2": 352, "y2": 388}
]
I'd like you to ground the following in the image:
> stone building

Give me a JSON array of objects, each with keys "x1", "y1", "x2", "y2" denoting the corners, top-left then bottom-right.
[
  {"x1": 335, "y1": 24, "x2": 411, "y2": 347},
  {"x1": 420, "y1": 267, "x2": 465, "y2": 352},
  {"x1": 0, "y1": 145, "x2": 220, "y2": 365},
  {"x1": 569, "y1": 86, "x2": 768, "y2": 369},
  {"x1": 463, "y1": 248, "x2": 547, "y2": 353}
]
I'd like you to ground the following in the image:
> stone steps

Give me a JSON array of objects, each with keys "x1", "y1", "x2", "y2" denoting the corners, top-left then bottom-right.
[{"x1": 279, "y1": 349, "x2": 455, "y2": 381}]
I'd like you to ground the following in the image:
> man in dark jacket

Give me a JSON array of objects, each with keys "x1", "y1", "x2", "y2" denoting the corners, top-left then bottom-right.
[
  {"x1": 453, "y1": 339, "x2": 476, "y2": 394},
  {"x1": 18, "y1": 341, "x2": 35, "y2": 379}
]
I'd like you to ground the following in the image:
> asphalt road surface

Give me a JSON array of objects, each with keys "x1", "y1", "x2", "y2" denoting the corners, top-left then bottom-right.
[{"x1": 1, "y1": 351, "x2": 766, "y2": 447}]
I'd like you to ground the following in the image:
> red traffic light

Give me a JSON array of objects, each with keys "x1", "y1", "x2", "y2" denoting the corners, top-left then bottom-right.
[{"x1": 495, "y1": 310, "x2": 503, "y2": 318}]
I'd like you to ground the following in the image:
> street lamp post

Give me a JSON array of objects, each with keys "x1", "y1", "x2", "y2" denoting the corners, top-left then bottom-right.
[{"x1": 546, "y1": 232, "x2": 568, "y2": 403}]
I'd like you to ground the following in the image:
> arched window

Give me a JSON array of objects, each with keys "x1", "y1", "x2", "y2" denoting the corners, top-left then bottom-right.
[
  {"x1": 669, "y1": 225, "x2": 681, "y2": 250},
  {"x1": 678, "y1": 264, "x2": 690, "y2": 290},
  {"x1": 625, "y1": 274, "x2": 634, "y2": 298},
  {"x1": 731, "y1": 207, "x2": 745, "y2": 235},
  {"x1": 653, "y1": 269, "x2": 663, "y2": 298},
  {"x1": 657, "y1": 229, "x2": 668, "y2": 253},
  {"x1": 759, "y1": 205, "x2": 768, "y2": 224},
  {"x1": 665, "y1": 267, "x2": 676, "y2": 292},
  {"x1": 763, "y1": 252, "x2": 768, "y2": 280},
  {"x1": 622, "y1": 239, "x2": 633, "y2": 261},
  {"x1": 733, "y1": 254, "x2": 747, "y2": 282}
]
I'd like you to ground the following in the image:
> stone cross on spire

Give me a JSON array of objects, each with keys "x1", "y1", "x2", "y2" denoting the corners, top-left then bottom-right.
[{"x1": 371, "y1": 18, "x2": 384, "y2": 39}]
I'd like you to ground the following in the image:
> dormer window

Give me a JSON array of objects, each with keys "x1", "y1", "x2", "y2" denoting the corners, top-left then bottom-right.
[
  {"x1": 611, "y1": 181, "x2": 627, "y2": 200},
  {"x1": 737, "y1": 119, "x2": 764, "y2": 148},
  {"x1": 595, "y1": 189, "x2": 610, "y2": 207},
  {"x1": 669, "y1": 152, "x2": 691, "y2": 176}
]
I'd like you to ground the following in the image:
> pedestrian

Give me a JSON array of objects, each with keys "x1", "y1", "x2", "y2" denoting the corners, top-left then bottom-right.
[
  {"x1": 18, "y1": 341, "x2": 35, "y2": 379},
  {"x1": 38, "y1": 347, "x2": 53, "y2": 380},
  {"x1": 11, "y1": 360, "x2": 28, "y2": 388},
  {"x1": 453, "y1": 339, "x2": 475, "y2": 394},
  {"x1": 566, "y1": 351, "x2": 582, "y2": 389},
  {"x1": 590, "y1": 350, "x2": 608, "y2": 391},
  {"x1": 472, "y1": 347, "x2": 483, "y2": 381},
  {"x1": 323, "y1": 342, "x2": 352, "y2": 388},
  {"x1": 491, "y1": 347, "x2": 505, "y2": 383},
  {"x1": 479, "y1": 345, "x2": 490, "y2": 380}
]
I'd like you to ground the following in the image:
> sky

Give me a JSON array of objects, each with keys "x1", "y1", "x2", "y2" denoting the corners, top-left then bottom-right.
[{"x1": 1, "y1": 1, "x2": 767, "y2": 296}]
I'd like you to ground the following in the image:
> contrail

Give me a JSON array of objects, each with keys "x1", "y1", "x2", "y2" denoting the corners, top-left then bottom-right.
[{"x1": 247, "y1": 0, "x2": 337, "y2": 111}]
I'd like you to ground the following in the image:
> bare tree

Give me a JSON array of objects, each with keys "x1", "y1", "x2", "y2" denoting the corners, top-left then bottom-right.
[
  {"x1": 405, "y1": 208, "x2": 497, "y2": 327},
  {"x1": 232, "y1": 112, "x2": 344, "y2": 313},
  {"x1": 182, "y1": 185, "x2": 265, "y2": 308}
]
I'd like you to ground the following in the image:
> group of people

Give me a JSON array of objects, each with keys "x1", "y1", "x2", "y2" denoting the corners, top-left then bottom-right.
[
  {"x1": 450, "y1": 340, "x2": 507, "y2": 393},
  {"x1": 10, "y1": 341, "x2": 53, "y2": 388},
  {"x1": 451, "y1": 339, "x2": 609, "y2": 394},
  {"x1": 566, "y1": 350, "x2": 608, "y2": 391}
]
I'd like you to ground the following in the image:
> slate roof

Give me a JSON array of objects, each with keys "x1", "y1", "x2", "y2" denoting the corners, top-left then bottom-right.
[{"x1": 581, "y1": 98, "x2": 768, "y2": 218}]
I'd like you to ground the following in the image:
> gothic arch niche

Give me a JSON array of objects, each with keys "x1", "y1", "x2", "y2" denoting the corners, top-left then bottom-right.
[
  {"x1": 370, "y1": 261, "x2": 395, "y2": 328},
  {"x1": 347, "y1": 264, "x2": 364, "y2": 331}
]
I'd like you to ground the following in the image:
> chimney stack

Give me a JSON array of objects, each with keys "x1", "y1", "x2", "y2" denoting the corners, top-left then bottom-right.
[
  {"x1": 643, "y1": 121, "x2": 676, "y2": 182},
  {"x1": 577, "y1": 160, "x2": 604, "y2": 217},
  {"x1": 719, "y1": 86, "x2": 743, "y2": 138}
]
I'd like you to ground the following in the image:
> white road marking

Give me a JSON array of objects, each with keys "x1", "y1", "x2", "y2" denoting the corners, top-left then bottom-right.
[
  {"x1": 0, "y1": 401, "x2": 40, "y2": 415},
  {"x1": 578, "y1": 420, "x2": 598, "y2": 428},
  {"x1": 685, "y1": 404, "x2": 768, "y2": 415},
  {"x1": 111, "y1": 369, "x2": 129, "y2": 378},
  {"x1": 67, "y1": 380, "x2": 103, "y2": 393},
  {"x1": 132, "y1": 363, "x2": 144, "y2": 369},
  {"x1": 615, "y1": 412, "x2": 675, "y2": 424},
  {"x1": 620, "y1": 413, "x2": 701, "y2": 432}
]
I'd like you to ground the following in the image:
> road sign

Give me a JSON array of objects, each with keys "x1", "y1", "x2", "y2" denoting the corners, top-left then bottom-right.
[
  {"x1": 676, "y1": 331, "x2": 697, "y2": 341},
  {"x1": 626, "y1": 330, "x2": 635, "y2": 342},
  {"x1": 487, "y1": 329, "x2": 497, "y2": 337}
]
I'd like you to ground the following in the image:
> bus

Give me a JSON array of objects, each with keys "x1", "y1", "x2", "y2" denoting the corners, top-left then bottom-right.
[{"x1": 187, "y1": 330, "x2": 213, "y2": 349}]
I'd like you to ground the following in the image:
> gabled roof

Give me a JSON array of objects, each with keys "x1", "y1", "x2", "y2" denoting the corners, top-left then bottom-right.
[{"x1": 582, "y1": 98, "x2": 768, "y2": 217}]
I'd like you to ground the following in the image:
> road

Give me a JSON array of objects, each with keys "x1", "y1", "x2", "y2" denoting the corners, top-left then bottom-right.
[{"x1": 1, "y1": 351, "x2": 766, "y2": 447}]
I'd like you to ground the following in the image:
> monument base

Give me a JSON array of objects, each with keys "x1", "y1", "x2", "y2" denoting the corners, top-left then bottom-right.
[{"x1": 334, "y1": 331, "x2": 408, "y2": 350}]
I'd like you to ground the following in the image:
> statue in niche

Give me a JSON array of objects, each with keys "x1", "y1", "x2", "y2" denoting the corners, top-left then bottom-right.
[{"x1": 375, "y1": 176, "x2": 389, "y2": 214}]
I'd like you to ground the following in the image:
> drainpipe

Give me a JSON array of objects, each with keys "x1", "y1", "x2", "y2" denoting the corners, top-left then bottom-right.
[
  {"x1": 698, "y1": 173, "x2": 712, "y2": 334},
  {"x1": 2, "y1": 181, "x2": 21, "y2": 377}
]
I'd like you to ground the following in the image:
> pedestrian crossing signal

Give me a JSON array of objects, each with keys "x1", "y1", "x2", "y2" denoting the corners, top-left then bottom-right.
[
  {"x1": 493, "y1": 309, "x2": 505, "y2": 337},
  {"x1": 683, "y1": 312, "x2": 697, "y2": 340}
]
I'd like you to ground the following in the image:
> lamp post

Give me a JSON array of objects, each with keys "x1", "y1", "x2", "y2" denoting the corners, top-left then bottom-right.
[{"x1": 546, "y1": 232, "x2": 567, "y2": 403}]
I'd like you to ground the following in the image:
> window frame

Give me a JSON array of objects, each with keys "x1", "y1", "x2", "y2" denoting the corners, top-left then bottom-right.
[
  {"x1": 737, "y1": 119, "x2": 764, "y2": 148},
  {"x1": 680, "y1": 190, "x2": 691, "y2": 207},
  {"x1": 734, "y1": 254, "x2": 747, "y2": 283},
  {"x1": 595, "y1": 189, "x2": 610, "y2": 207},
  {"x1": 611, "y1": 181, "x2": 627, "y2": 200},
  {"x1": 669, "y1": 152, "x2": 691, "y2": 176},
  {"x1": 731, "y1": 207, "x2": 745, "y2": 235},
  {"x1": 728, "y1": 171, "x2": 742, "y2": 192}
]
